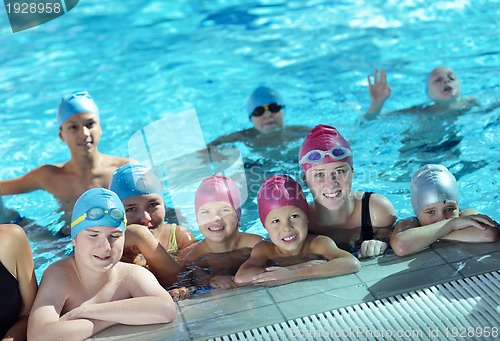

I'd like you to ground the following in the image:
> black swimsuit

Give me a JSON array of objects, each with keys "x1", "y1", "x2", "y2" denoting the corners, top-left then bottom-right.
[
  {"x1": 361, "y1": 192, "x2": 374, "y2": 240},
  {"x1": 0, "y1": 261, "x2": 21, "y2": 338}
]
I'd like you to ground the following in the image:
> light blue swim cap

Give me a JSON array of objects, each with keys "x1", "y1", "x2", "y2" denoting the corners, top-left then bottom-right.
[
  {"x1": 71, "y1": 188, "x2": 126, "y2": 239},
  {"x1": 247, "y1": 86, "x2": 284, "y2": 118},
  {"x1": 57, "y1": 90, "x2": 99, "y2": 127},
  {"x1": 410, "y1": 164, "x2": 459, "y2": 215},
  {"x1": 109, "y1": 163, "x2": 163, "y2": 201}
]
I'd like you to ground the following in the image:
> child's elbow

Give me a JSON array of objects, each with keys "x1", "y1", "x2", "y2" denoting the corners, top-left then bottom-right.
[
  {"x1": 481, "y1": 227, "x2": 499, "y2": 243},
  {"x1": 162, "y1": 305, "x2": 177, "y2": 323},
  {"x1": 233, "y1": 273, "x2": 250, "y2": 286},
  {"x1": 390, "y1": 236, "x2": 412, "y2": 257},
  {"x1": 350, "y1": 258, "x2": 362, "y2": 273}
]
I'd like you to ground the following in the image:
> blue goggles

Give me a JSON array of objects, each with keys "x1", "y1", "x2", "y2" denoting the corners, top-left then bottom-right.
[
  {"x1": 71, "y1": 207, "x2": 127, "y2": 229},
  {"x1": 299, "y1": 146, "x2": 352, "y2": 165}
]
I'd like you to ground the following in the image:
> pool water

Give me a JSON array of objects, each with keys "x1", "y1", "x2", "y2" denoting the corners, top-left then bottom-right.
[{"x1": 0, "y1": 0, "x2": 498, "y2": 281}]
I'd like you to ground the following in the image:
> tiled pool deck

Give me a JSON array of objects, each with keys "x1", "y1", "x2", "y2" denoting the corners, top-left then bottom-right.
[{"x1": 91, "y1": 239, "x2": 500, "y2": 341}]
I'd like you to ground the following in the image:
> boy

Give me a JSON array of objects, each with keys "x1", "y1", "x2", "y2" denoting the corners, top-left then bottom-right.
[
  {"x1": 299, "y1": 124, "x2": 396, "y2": 258},
  {"x1": 366, "y1": 66, "x2": 476, "y2": 115},
  {"x1": 178, "y1": 175, "x2": 262, "y2": 289},
  {"x1": 27, "y1": 188, "x2": 176, "y2": 341},
  {"x1": 109, "y1": 163, "x2": 196, "y2": 293},
  {"x1": 235, "y1": 175, "x2": 360, "y2": 286},
  {"x1": 0, "y1": 91, "x2": 131, "y2": 234},
  {"x1": 390, "y1": 164, "x2": 498, "y2": 256}
]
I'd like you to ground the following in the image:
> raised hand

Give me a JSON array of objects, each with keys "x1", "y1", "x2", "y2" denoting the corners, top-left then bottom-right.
[{"x1": 367, "y1": 69, "x2": 391, "y2": 114}]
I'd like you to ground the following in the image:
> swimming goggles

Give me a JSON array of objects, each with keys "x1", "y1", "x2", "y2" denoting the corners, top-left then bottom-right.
[
  {"x1": 250, "y1": 103, "x2": 284, "y2": 117},
  {"x1": 71, "y1": 207, "x2": 127, "y2": 229},
  {"x1": 299, "y1": 146, "x2": 352, "y2": 165}
]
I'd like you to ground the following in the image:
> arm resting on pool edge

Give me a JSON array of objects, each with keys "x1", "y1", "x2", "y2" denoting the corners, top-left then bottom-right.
[{"x1": 390, "y1": 214, "x2": 498, "y2": 256}]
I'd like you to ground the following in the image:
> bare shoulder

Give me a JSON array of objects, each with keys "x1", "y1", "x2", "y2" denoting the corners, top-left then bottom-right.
[
  {"x1": 307, "y1": 234, "x2": 337, "y2": 250},
  {"x1": 101, "y1": 154, "x2": 133, "y2": 167},
  {"x1": 368, "y1": 193, "x2": 396, "y2": 225},
  {"x1": 240, "y1": 232, "x2": 265, "y2": 248},
  {"x1": 41, "y1": 257, "x2": 75, "y2": 288},
  {"x1": 177, "y1": 242, "x2": 202, "y2": 265}
]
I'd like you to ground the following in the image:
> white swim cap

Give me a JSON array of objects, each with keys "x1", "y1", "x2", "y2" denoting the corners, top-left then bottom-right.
[{"x1": 410, "y1": 164, "x2": 459, "y2": 215}]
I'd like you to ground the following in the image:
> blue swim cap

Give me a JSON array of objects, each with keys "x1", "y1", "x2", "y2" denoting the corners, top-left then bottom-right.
[
  {"x1": 247, "y1": 86, "x2": 284, "y2": 118},
  {"x1": 71, "y1": 188, "x2": 126, "y2": 239},
  {"x1": 109, "y1": 163, "x2": 163, "y2": 201},
  {"x1": 57, "y1": 90, "x2": 99, "y2": 127}
]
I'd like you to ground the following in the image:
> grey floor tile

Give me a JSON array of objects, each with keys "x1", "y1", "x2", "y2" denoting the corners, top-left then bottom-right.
[
  {"x1": 277, "y1": 284, "x2": 375, "y2": 320},
  {"x1": 177, "y1": 286, "x2": 263, "y2": 308},
  {"x1": 93, "y1": 320, "x2": 188, "y2": 341},
  {"x1": 433, "y1": 240, "x2": 500, "y2": 263},
  {"x1": 181, "y1": 288, "x2": 274, "y2": 322},
  {"x1": 185, "y1": 305, "x2": 285, "y2": 340},
  {"x1": 356, "y1": 249, "x2": 444, "y2": 282},
  {"x1": 450, "y1": 250, "x2": 500, "y2": 278},
  {"x1": 364, "y1": 263, "x2": 460, "y2": 299},
  {"x1": 267, "y1": 273, "x2": 362, "y2": 303}
]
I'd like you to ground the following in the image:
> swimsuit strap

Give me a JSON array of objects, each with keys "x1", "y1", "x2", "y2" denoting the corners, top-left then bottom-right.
[
  {"x1": 166, "y1": 223, "x2": 178, "y2": 255},
  {"x1": 361, "y1": 192, "x2": 374, "y2": 240}
]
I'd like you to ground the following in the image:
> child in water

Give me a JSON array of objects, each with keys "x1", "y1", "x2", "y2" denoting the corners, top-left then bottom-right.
[
  {"x1": 178, "y1": 175, "x2": 263, "y2": 289},
  {"x1": 299, "y1": 124, "x2": 396, "y2": 258},
  {"x1": 366, "y1": 66, "x2": 477, "y2": 115},
  {"x1": 390, "y1": 164, "x2": 498, "y2": 256},
  {"x1": 109, "y1": 163, "x2": 196, "y2": 289},
  {"x1": 235, "y1": 175, "x2": 360, "y2": 286},
  {"x1": 28, "y1": 188, "x2": 176, "y2": 341},
  {"x1": 0, "y1": 90, "x2": 131, "y2": 233}
]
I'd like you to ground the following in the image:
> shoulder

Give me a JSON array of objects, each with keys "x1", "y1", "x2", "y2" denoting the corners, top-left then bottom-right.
[
  {"x1": 240, "y1": 232, "x2": 265, "y2": 247},
  {"x1": 40, "y1": 257, "x2": 74, "y2": 286},
  {"x1": 308, "y1": 234, "x2": 337, "y2": 250},
  {"x1": 366, "y1": 192, "x2": 396, "y2": 225},
  {"x1": 100, "y1": 153, "x2": 132, "y2": 167}
]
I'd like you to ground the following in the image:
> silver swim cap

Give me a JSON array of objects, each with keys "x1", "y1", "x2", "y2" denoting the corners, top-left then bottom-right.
[{"x1": 410, "y1": 164, "x2": 459, "y2": 215}]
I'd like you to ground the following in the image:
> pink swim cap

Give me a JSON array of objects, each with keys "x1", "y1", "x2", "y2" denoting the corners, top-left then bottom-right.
[
  {"x1": 195, "y1": 175, "x2": 242, "y2": 219},
  {"x1": 257, "y1": 175, "x2": 310, "y2": 225},
  {"x1": 298, "y1": 124, "x2": 353, "y2": 173}
]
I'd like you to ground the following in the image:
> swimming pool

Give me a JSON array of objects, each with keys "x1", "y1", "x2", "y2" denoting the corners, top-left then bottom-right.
[{"x1": 0, "y1": 0, "x2": 498, "y2": 292}]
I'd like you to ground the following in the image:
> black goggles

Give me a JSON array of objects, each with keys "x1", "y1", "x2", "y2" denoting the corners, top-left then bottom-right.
[{"x1": 250, "y1": 103, "x2": 284, "y2": 118}]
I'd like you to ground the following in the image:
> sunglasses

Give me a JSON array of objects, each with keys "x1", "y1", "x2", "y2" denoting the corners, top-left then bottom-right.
[
  {"x1": 250, "y1": 103, "x2": 284, "y2": 117},
  {"x1": 71, "y1": 207, "x2": 127, "y2": 229},
  {"x1": 299, "y1": 146, "x2": 352, "y2": 165}
]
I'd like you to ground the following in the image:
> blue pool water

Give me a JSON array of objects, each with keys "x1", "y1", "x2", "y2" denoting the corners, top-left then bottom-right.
[{"x1": 0, "y1": 0, "x2": 498, "y2": 281}]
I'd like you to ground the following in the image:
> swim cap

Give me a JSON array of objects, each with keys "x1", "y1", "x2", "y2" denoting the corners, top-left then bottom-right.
[
  {"x1": 109, "y1": 163, "x2": 163, "y2": 201},
  {"x1": 298, "y1": 124, "x2": 353, "y2": 173},
  {"x1": 410, "y1": 164, "x2": 459, "y2": 215},
  {"x1": 71, "y1": 188, "x2": 126, "y2": 239},
  {"x1": 247, "y1": 86, "x2": 284, "y2": 118},
  {"x1": 195, "y1": 175, "x2": 242, "y2": 219},
  {"x1": 57, "y1": 90, "x2": 99, "y2": 127},
  {"x1": 257, "y1": 175, "x2": 310, "y2": 225}
]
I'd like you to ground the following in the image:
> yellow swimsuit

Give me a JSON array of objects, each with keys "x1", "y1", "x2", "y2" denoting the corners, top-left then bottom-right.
[{"x1": 166, "y1": 223, "x2": 179, "y2": 257}]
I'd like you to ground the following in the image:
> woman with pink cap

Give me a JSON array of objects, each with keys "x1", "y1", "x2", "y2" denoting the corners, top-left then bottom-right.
[
  {"x1": 298, "y1": 124, "x2": 396, "y2": 258},
  {"x1": 235, "y1": 175, "x2": 360, "y2": 286},
  {"x1": 390, "y1": 164, "x2": 498, "y2": 256},
  {"x1": 178, "y1": 175, "x2": 262, "y2": 290}
]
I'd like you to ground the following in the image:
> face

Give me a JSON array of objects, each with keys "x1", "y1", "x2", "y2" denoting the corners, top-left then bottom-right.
[
  {"x1": 59, "y1": 112, "x2": 102, "y2": 154},
  {"x1": 250, "y1": 104, "x2": 284, "y2": 133},
  {"x1": 304, "y1": 162, "x2": 353, "y2": 210},
  {"x1": 417, "y1": 200, "x2": 459, "y2": 225},
  {"x1": 427, "y1": 67, "x2": 461, "y2": 101},
  {"x1": 196, "y1": 201, "x2": 240, "y2": 243},
  {"x1": 264, "y1": 205, "x2": 308, "y2": 253},
  {"x1": 123, "y1": 194, "x2": 165, "y2": 233},
  {"x1": 72, "y1": 225, "x2": 124, "y2": 272}
]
